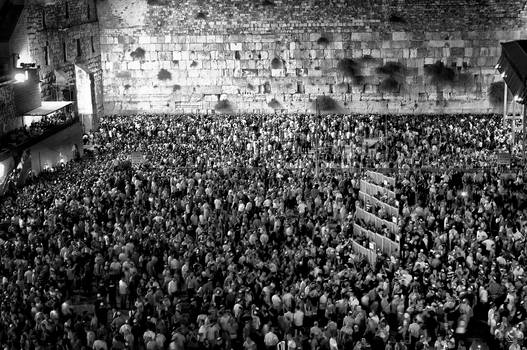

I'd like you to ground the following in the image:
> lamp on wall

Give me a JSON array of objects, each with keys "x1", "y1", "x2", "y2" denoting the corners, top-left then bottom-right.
[{"x1": 14, "y1": 70, "x2": 28, "y2": 83}]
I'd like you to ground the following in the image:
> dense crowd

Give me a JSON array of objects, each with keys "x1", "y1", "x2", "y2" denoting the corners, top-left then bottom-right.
[
  {"x1": 0, "y1": 113, "x2": 526, "y2": 350},
  {"x1": 0, "y1": 111, "x2": 74, "y2": 152}
]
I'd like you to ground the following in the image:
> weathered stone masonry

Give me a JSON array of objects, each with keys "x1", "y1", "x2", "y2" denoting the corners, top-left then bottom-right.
[
  {"x1": 97, "y1": 0, "x2": 527, "y2": 114},
  {"x1": 26, "y1": 0, "x2": 104, "y2": 122},
  {"x1": 0, "y1": 83, "x2": 17, "y2": 134}
]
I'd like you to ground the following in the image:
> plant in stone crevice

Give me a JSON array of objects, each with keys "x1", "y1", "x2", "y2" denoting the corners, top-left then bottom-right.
[
  {"x1": 456, "y1": 72, "x2": 475, "y2": 91},
  {"x1": 124, "y1": 84, "x2": 131, "y2": 90},
  {"x1": 424, "y1": 61, "x2": 455, "y2": 87},
  {"x1": 376, "y1": 62, "x2": 405, "y2": 93},
  {"x1": 268, "y1": 98, "x2": 281, "y2": 110},
  {"x1": 130, "y1": 47, "x2": 145, "y2": 60},
  {"x1": 317, "y1": 36, "x2": 330, "y2": 47},
  {"x1": 376, "y1": 62, "x2": 404, "y2": 76},
  {"x1": 389, "y1": 13, "x2": 406, "y2": 24},
  {"x1": 173, "y1": 84, "x2": 181, "y2": 92},
  {"x1": 379, "y1": 77, "x2": 401, "y2": 93},
  {"x1": 157, "y1": 69, "x2": 172, "y2": 81},
  {"x1": 195, "y1": 11, "x2": 207, "y2": 20},
  {"x1": 313, "y1": 96, "x2": 342, "y2": 113},
  {"x1": 337, "y1": 58, "x2": 363, "y2": 84},
  {"x1": 190, "y1": 61, "x2": 198, "y2": 68},
  {"x1": 215, "y1": 100, "x2": 232, "y2": 112},
  {"x1": 271, "y1": 57, "x2": 284, "y2": 69}
]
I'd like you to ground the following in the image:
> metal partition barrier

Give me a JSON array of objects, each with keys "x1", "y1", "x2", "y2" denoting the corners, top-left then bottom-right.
[
  {"x1": 353, "y1": 223, "x2": 400, "y2": 256},
  {"x1": 355, "y1": 207, "x2": 398, "y2": 235},
  {"x1": 358, "y1": 191, "x2": 399, "y2": 220},
  {"x1": 365, "y1": 170, "x2": 396, "y2": 187},
  {"x1": 360, "y1": 180, "x2": 396, "y2": 199},
  {"x1": 351, "y1": 240, "x2": 377, "y2": 265}
]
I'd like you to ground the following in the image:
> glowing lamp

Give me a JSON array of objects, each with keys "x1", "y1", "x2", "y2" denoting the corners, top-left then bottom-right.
[
  {"x1": 495, "y1": 64, "x2": 500, "y2": 70},
  {"x1": 14, "y1": 71, "x2": 28, "y2": 83},
  {"x1": 0, "y1": 163, "x2": 4, "y2": 178}
]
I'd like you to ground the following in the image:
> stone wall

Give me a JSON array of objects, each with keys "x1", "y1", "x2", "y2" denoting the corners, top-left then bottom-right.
[
  {"x1": 26, "y1": 0, "x2": 103, "y2": 121},
  {"x1": 0, "y1": 82, "x2": 18, "y2": 134},
  {"x1": 98, "y1": 0, "x2": 527, "y2": 114},
  {"x1": 9, "y1": 8, "x2": 30, "y2": 67}
]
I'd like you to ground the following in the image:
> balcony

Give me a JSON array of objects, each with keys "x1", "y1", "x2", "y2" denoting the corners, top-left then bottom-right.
[{"x1": 0, "y1": 102, "x2": 77, "y2": 161}]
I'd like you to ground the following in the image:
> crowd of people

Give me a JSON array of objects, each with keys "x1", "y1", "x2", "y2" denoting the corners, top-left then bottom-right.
[
  {"x1": 0, "y1": 111, "x2": 75, "y2": 152},
  {"x1": 0, "y1": 113, "x2": 526, "y2": 350}
]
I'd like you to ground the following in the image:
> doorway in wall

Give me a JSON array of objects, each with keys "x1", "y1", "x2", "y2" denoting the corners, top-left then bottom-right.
[{"x1": 74, "y1": 64, "x2": 96, "y2": 132}]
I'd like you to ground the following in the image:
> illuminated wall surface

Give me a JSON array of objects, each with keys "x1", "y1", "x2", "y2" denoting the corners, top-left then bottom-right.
[
  {"x1": 97, "y1": 0, "x2": 527, "y2": 114},
  {"x1": 29, "y1": 120, "x2": 83, "y2": 175},
  {"x1": 0, "y1": 156, "x2": 15, "y2": 195},
  {"x1": 24, "y1": 0, "x2": 103, "y2": 120},
  {"x1": 75, "y1": 64, "x2": 93, "y2": 114},
  {"x1": 13, "y1": 69, "x2": 41, "y2": 114}
]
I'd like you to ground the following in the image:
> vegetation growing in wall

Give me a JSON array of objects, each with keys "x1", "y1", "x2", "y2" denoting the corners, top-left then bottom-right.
[
  {"x1": 130, "y1": 47, "x2": 146, "y2": 60},
  {"x1": 271, "y1": 57, "x2": 283, "y2": 69},
  {"x1": 195, "y1": 12, "x2": 207, "y2": 20},
  {"x1": 376, "y1": 62, "x2": 403, "y2": 76},
  {"x1": 456, "y1": 72, "x2": 475, "y2": 90},
  {"x1": 268, "y1": 98, "x2": 281, "y2": 109},
  {"x1": 376, "y1": 62, "x2": 405, "y2": 93},
  {"x1": 379, "y1": 77, "x2": 401, "y2": 93},
  {"x1": 157, "y1": 69, "x2": 172, "y2": 81},
  {"x1": 190, "y1": 61, "x2": 198, "y2": 67},
  {"x1": 337, "y1": 59, "x2": 362, "y2": 84},
  {"x1": 215, "y1": 100, "x2": 232, "y2": 112},
  {"x1": 424, "y1": 61, "x2": 455, "y2": 86},
  {"x1": 389, "y1": 13, "x2": 406, "y2": 24},
  {"x1": 124, "y1": 84, "x2": 131, "y2": 90},
  {"x1": 247, "y1": 83, "x2": 255, "y2": 91},
  {"x1": 313, "y1": 96, "x2": 341, "y2": 113},
  {"x1": 317, "y1": 36, "x2": 330, "y2": 47},
  {"x1": 173, "y1": 84, "x2": 181, "y2": 92}
]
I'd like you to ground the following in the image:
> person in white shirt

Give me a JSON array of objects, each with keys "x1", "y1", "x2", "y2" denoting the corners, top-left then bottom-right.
[
  {"x1": 293, "y1": 305, "x2": 305, "y2": 336},
  {"x1": 264, "y1": 328, "x2": 279, "y2": 348}
]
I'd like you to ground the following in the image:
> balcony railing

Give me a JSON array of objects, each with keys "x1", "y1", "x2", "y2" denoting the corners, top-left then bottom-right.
[{"x1": 0, "y1": 116, "x2": 79, "y2": 160}]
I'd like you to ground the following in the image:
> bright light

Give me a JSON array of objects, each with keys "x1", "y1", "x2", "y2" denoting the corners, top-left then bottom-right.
[
  {"x1": 0, "y1": 163, "x2": 4, "y2": 178},
  {"x1": 14, "y1": 72, "x2": 27, "y2": 83},
  {"x1": 515, "y1": 95, "x2": 523, "y2": 102},
  {"x1": 495, "y1": 64, "x2": 500, "y2": 70},
  {"x1": 461, "y1": 191, "x2": 468, "y2": 197}
]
